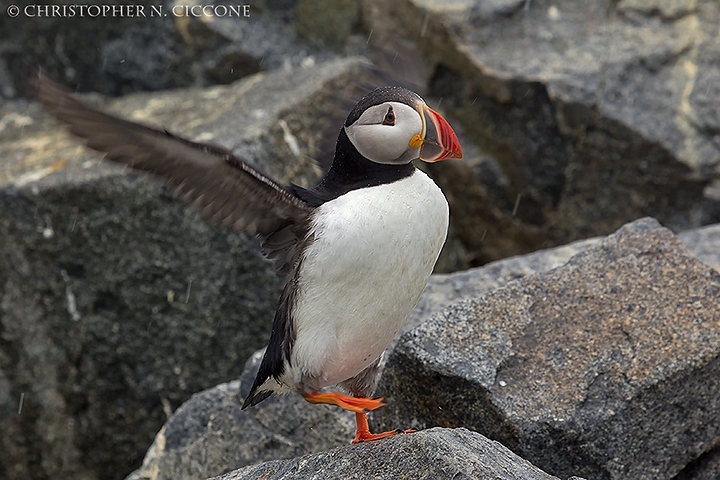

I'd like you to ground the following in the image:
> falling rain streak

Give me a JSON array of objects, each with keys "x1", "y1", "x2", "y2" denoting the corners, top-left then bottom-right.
[
  {"x1": 512, "y1": 194, "x2": 522, "y2": 217},
  {"x1": 185, "y1": 279, "x2": 193, "y2": 304},
  {"x1": 18, "y1": 393, "x2": 25, "y2": 415},
  {"x1": 421, "y1": 13, "x2": 429, "y2": 37}
]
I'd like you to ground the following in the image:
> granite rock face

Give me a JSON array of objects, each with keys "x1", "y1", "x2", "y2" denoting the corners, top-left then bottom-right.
[
  {"x1": 363, "y1": 0, "x2": 720, "y2": 264},
  {"x1": 413, "y1": 222, "x2": 720, "y2": 342},
  {"x1": 212, "y1": 427, "x2": 570, "y2": 480},
  {"x1": 677, "y1": 222, "x2": 720, "y2": 273},
  {"x1": 375, "y1": 218, "x2": 720, "y2": 480},
  {"x1": 126, "y1": 350, "x2": 354, "y2": 480},
  {"x1": 0, "y1": 57, "x2": 371, "y2": 480},
  {"x1": 0, "y1": 0, "x2": 323, "y2": 97}
]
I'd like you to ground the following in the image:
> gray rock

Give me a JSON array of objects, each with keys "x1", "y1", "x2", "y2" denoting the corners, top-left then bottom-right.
[
  {"x1": 182, "y1": 5, "x2": 333, "y2": 82},
  {"x1": 674, "y1": 444, "x2": 720, "y2": 480},
  {"x1": 0, "y1": 0, "x2": 158, "y2": 96},
  {"x1": 127, "y1": 350, "x2": 353, "y2": 480},
  {"x1": 0, "y1": 56, "x2": 16, "y2": 99},
  {"x1": 99, "y1": 10, "x2": 199, "y2": 95},
  {"x1": 1, "y1": 0, "x2": 324, "y2": 96},
  {"x1": 211, "y1": 427, "x2": 570, "y2": 480},
  {"x1": 362, "y1": 0, "x2": 720, "y2": 263},
  {"x1": 295, "y1": 0, "x2": 360, "y2": 48},
  {"x1": 416, "y1": 221, "x2": 720, "y2": 339},
  {"x1": 0, "y1": 57, "x2": 372, "y2": 480},
  {"x1": 412, "y1": 236, "x2": 601, "y2": 333},
  {"x1": 375, "y1": 218, "x2": 720, "y2": 480},
  {"x1": 678, "y1": 223, "x2": 720, "y2": 273},
  {"x1": 422, "y1": 127, "x2": 549, "y2": 268}
]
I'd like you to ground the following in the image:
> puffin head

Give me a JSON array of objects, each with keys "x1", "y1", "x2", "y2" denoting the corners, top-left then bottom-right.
[{"x1": 343, "y1": 86, "x2": 462, "y2": 165}]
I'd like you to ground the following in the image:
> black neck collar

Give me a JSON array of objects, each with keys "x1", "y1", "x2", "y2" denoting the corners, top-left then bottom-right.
[{"x1": 293, "y1": 128, "x2": 415, "y2": 207}]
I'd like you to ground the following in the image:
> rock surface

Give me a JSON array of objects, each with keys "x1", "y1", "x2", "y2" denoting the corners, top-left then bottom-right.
[
  {"x1": 212, "y1": 427, "x2": 571, "y2": 480},
  {"x1": 375, "y1": 218, "x2": 720, "y2": 480},
  {"x1": 363, "y1": 0, "x2": 720, "y2": 264},
  {"x1": 414, "y1": 222, "x2": 720, "y2": 340},
  {"x1": 675, "y1": 445, "x2": 720, "y2": 480},
  {"x1": 0, "y1": 57, "x2": 371, "y2": 480},
  {"x1": 677, "y1": 222, "x2": 720, "y2": 273},
  {"x1": 125, "y1": 350, "x2": 354, "y2": 480},
  {"x1": 0, "y1": 0, "x2": 323, "y2": 97}
]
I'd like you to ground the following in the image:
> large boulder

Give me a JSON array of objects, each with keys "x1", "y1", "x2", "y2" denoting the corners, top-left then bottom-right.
[
  {"x1": 211, "y1": 427, "x2": 579, "y2": 480},
  {"x1": 375, "y1": 218, "x2": 720, "y2": 479},
  {"x1": 0, "y1": 57, "x2": 371, "y2": 480},
  {"x1": 410, "y1": 221, "x2": 720, "y2": 343},
  {"x1": 362, "y1": 0, "x2": 720, "y2": 264}
]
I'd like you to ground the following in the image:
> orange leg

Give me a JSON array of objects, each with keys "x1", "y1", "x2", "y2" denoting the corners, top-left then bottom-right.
[
  {"x1": 303, "y1": 391, "x2": 386, "y2": 413},
  {"x1": 352, "y1": 412, "x2": 416, "y2": 444},
  {"x1": 302, "y1": 391, "x2": 415, "y2": 443}
]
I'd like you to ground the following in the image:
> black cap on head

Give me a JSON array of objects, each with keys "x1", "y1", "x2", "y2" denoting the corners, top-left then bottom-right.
[{"x1": 344, "y1": 86, "x2": 423, "y2": 127}]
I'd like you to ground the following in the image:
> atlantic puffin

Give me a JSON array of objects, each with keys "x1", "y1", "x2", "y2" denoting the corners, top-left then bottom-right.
[{"x1": 35, "y1": 73, "x2": 462, "y2": 443}]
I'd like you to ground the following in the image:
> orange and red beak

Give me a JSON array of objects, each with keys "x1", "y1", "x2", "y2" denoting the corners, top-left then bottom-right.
[{"x1": 418, "y1": 104, "x2": 462, "y2": 162}]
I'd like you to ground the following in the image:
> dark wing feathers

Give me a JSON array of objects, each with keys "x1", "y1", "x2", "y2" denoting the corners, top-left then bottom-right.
[{"x1": 35, "y1": 72, "x2": 314, "y2": 273}]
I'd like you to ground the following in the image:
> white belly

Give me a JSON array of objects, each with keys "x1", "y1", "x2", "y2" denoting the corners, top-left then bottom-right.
[{"x1": 289, "y1": 169, "x2": 449, "y2": 389}]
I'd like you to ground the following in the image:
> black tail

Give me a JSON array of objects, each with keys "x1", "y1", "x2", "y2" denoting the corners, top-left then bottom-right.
[
  {"x1": 241, "y1": 343, "x2": 279, "y2": 409},
  {"x1": 241, "y1": 308, "x2": 289, "y2": 409},
  {"x1": 242, "y1": 388, "x2": 273, "y2": 409}
]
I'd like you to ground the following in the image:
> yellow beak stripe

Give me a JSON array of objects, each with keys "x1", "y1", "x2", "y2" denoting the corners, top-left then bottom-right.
[{"x1": 408, "y1": 133, "x2": 424, "y2": 148}]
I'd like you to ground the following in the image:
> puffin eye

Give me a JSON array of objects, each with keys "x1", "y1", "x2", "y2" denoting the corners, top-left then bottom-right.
[{"x1": 382, "y1": 106, "x2": 395, "y2": 126}]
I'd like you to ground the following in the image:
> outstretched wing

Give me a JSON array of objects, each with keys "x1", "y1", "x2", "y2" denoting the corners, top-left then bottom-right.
[{"x1": 35, "y1": 72, "x2": 314, "y2": 274}]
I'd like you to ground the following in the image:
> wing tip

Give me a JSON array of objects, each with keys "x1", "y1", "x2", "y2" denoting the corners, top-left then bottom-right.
[{"x1": 240, "y1": 389, "x2": 273, "y2": 410}]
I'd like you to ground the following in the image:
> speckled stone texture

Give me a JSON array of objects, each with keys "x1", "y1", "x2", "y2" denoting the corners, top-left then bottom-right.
[
  {"x1": 375, "y1": 218, "x2": 720, "y2": 480},
  {"x1": 125, "y1": 350, "x2": 354, "y2": 480},
  {"x1": 211, "y1": 427, "x2": 569, "y2": 480}
]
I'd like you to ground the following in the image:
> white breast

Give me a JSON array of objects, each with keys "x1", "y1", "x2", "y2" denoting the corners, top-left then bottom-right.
[{"x1": 288, "y1": 169, "x2": 449, "y2": 389}]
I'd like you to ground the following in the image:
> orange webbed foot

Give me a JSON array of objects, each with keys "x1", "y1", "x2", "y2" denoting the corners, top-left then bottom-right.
[
  {"x1": 352, "y1": 427, "x2": 417, "y2": 444},
  {"x1": 351, "y1": 412, "x2": 416, "y2": 444}
]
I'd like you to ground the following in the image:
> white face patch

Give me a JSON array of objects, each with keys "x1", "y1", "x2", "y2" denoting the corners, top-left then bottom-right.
[{"x1": 344, "y1": 102, "x2": 423, "y2": 165}]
